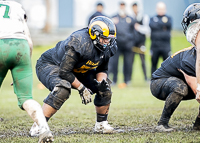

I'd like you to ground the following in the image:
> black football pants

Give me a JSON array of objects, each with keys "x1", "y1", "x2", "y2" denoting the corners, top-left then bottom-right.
[{"x1": 108, "y1": 48, "x2": 133, "y2": 84}]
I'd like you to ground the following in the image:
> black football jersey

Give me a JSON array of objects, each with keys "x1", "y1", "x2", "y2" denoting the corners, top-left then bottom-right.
[
  {"x1": 40, "y1": 28, "x2": 117, "y2": 74},
  {"x1": 152, "y1": 46, "x2": 196, "y2": 80}
]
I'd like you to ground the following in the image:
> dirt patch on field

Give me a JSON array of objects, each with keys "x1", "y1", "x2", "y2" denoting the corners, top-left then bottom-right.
[
  {"x1": 0, "y1": 125, "x2": 193, "y2": 138},
  {"x1": 0, "y1": 129, "x2": 29, "y2": 138}
]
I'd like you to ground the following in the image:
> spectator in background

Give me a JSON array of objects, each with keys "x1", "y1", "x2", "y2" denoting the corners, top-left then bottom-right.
[
  {"x1": 131, "y1": 3, "x2": 150, "y2": 81},
  {"x1": 88, "y1": 2, "x2": 106, "y2": 25},
  {"x1": 149, "y1": 1, "x2": 172, "y2": 75},
  {"x1": 109, "y1": 2, "x2": 135, "y2": 88}
]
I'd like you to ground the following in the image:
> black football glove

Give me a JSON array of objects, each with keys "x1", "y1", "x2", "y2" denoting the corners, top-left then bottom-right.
[{"x1": 94, "y1": 79, "x2": 111, "y2": 97}]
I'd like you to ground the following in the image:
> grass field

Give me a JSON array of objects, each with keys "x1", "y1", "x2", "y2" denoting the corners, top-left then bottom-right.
[{"x1": 0, "y1": 30, "x2": 200, "y2": 143}]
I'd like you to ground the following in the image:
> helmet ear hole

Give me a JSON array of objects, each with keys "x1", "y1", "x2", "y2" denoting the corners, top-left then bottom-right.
[
  {"x1": 93, "y1": 40, "x2": 97, "y2": 44},
  {"x1": 91, "y1": 28, "x2": 95, "y2": 35},
  {"x1": 95, "y1": 31, "x2": 99, "y2": 36}
]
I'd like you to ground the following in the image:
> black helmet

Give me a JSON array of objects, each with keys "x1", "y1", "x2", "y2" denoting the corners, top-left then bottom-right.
[
  {"x1": 88, "y1": 16, "x2": 116, "y2": 52},
  {"x1": 181, "y1": 3, "x2": 200, "y2": 35}
]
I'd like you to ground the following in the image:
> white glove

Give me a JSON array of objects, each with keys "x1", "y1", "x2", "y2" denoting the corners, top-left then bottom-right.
[{"x1": 77, "y1": 84, "x2": 93, "y2": 105}]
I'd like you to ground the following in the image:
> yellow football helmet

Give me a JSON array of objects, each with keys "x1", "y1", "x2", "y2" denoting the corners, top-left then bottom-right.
[{"x1": 88, "y1": 16, "x2": 116, "y2": 51}]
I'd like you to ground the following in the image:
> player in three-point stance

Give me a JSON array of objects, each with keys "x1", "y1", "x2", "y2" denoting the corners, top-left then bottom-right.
[{"x1": 29, "y1": 16, "x2": 119, "y2": 135}]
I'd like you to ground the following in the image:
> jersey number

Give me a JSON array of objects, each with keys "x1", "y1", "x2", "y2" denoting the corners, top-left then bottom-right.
[{"x1": 0, "y1": 4, "x2": 10, "y2": 18}]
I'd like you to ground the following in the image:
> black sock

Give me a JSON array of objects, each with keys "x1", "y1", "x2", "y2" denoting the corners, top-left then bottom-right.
[
  {"x1": 97, "y1": 113, "x2": 108, "y2": 122},
  {"x1": 45, "y1": 116, "x2": 50, "y2": 122}
]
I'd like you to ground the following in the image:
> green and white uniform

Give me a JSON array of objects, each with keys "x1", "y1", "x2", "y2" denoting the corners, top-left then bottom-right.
[{"x1": 0, "y1": 1, "x2": 32, "y2": 109}]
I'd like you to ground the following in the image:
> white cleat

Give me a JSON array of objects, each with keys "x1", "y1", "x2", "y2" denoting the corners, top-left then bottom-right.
[
  {"x1": 94, "y1": 121, "x2": 114, "y2": 133},
  {"x1": 155, "y1": 125, "x2": 174, "y2": 132},
  {"x1": 38, "y1": 130, "x2": 54, "y2": 143},
  {"x1": 29, "y1": 122, "x2": 40, "y2": 137}
]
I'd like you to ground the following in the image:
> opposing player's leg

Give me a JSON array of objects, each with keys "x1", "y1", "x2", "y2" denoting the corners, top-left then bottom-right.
[
  {"x1": 151, "y1": 77, "x2": 194, "y2": 132},
  {"x1": 9, "y1": 39, "x2": 53, "y2": 142},
  {"x1": 151, "y1": 49, "x2": 159, "y2": 75},
  {"x1": 123, "y1": 50, "x2": 133, "y2": 84},
  {"x1": 111, "y1": 49, "x2": 120, "y2": 84}
]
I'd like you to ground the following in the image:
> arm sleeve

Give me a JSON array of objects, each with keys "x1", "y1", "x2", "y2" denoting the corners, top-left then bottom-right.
[
  {"x1": 186, "y1": 19, "x2": 200, "y2": 46},
  {"x1": 59, "y1": 46, "x2": 79, "y2": 83}
]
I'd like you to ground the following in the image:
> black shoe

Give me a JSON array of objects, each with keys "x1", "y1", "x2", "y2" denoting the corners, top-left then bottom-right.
[{"x1": 193, "y1": 117, "x2": 200, "y2": 130}]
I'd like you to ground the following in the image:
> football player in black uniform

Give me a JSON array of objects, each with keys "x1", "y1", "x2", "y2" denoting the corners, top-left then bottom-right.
[
  {"x1": 29, "y1": 16, "x2": 118, "y2": 135},
  {"x1": 150, "y1": 3, "x2": 200, "y2": 132}
]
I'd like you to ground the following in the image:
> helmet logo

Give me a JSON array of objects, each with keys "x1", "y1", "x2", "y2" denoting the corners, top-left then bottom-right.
[{"x1": 89, "y1": 21, "x2": 110, "y2": 40}]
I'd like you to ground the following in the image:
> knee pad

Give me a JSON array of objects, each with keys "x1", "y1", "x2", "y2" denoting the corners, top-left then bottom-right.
[
  {"x1": 94, "y1": 90, "x2": 112, "y2": 106},
  {"x1": 43, "y1": 85, "x2": 71, "y2": 110},
  {"x1": 173, "y1": 82, "x2": 188, "y2": 97}
]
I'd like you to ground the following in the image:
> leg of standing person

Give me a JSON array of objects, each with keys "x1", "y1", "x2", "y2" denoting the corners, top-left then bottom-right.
[
  {"x1": 139, "y1": 53, "x2": 147, "y2": 81},
  {"x1": 161, "y1": 48, "x2": 171, "y2": 61},
  {"x1": 1, "y1": 39, "x2": 53, "y2": 142},
  {"x1": 123, "y1": 49, "x2": 134, "y2": 84},
  {"x1": 131, "y1": 51, "x2": 136, "y2": 79},
  {"x1": 151, "y1": 49, "x2": 160, "y2": 75},
  {"x1": 111, "y1": 49, "x2": 120, "y2": 84}
]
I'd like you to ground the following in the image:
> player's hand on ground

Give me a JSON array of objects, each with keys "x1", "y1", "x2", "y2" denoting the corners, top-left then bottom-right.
[{"x1": 78, "y1": 84, "x2": 93, "y2": 105}]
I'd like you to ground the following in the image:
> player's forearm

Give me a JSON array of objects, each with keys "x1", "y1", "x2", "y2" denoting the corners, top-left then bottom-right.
[{"x1": 71, "y1": 77, "x2": 81, "y2": 89}]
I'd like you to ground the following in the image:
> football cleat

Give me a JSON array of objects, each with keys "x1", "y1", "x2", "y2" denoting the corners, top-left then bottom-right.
[
  {"x1": 193, "y1": 117, "x2": 200, "y2": 130},
  {"x1": 155, "y1": 124, "x2": 174, "y2": 132},
  {"x1": 29, "y1": 122, "x2": 40, "y2": 137},
  {"x1": 94, "y1": 121, "x2": 114, "y2": 133},
  {"x1": 38, "y1": 130, "x2": 54, "y2": 143}
]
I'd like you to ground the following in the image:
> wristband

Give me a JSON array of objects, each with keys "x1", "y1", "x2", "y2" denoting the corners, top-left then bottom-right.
[
  {"x1": 77, "y1": 83, "x2": 84, "y2": 91},
  {"x1": 197, "y1": 83, "x2": 200, "y2": 91}
]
